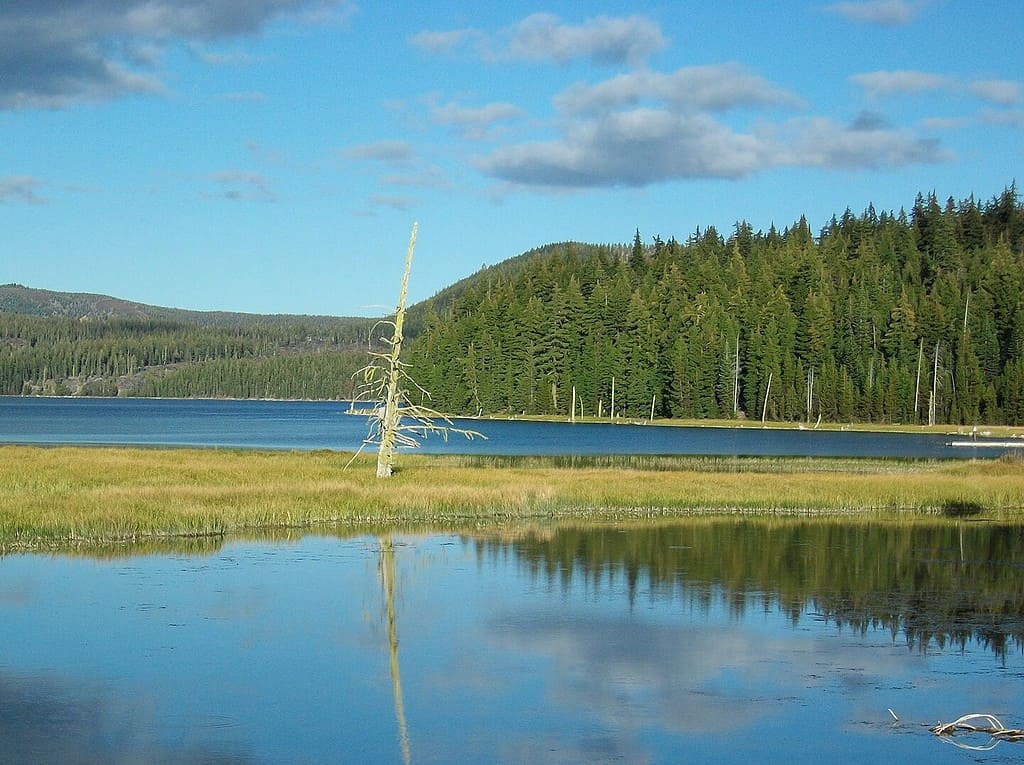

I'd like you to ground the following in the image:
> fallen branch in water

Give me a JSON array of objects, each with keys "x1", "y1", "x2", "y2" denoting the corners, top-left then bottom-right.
[{"x1": 929, "y1": 713, "x2": 1024, "y2": 750}]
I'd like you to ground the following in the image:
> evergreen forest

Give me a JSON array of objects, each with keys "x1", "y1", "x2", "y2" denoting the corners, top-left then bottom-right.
[
  {"x1": 407, "y1": 186, "x2": 1024, "y2": 425},
  {"x1": 3, "y1": 185, "x2": 1024, "y2": 425},
  {"x1": 0, "y1": 309, "x2": 374, "y2": 399}
]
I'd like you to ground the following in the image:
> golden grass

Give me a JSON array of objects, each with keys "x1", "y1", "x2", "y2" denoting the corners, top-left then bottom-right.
[{"x1": 2, "y1": 445, "x2": 1023, "y2": 550}]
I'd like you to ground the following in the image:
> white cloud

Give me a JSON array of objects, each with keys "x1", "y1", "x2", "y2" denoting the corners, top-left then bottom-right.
[
  {"x1": 823, "y1": 0, "x2": 929, "y2": 26},
  {"x1": 0, "y1": 176, "x2": 47, "y2": 204},
  {"x1": 850, "y1": 70, "x2": 952, "y2": 98},
  {"x1": 408, "y1": 28, "x2": 481, "y2": 55},
  {"x1": 430, "y1": 101, "x2": 524, "y2": 139},
  {"x1": 476, "y1": 109, "x2": 772, "y2": 188},
  {"x1": 970, "y1": 80, "x2": 1022, "y2": 106},
  {"x1": 851, "y1": 71, "x2": 1023, "y2": 117},
  {"x1": 0, "y1": 0, "x2": 350, "y2": 110},
  {"x1": 503, "y1": 13, "x2": 666, "y2": 67},
  {"x1": 555, "y1": 64, "x2": 801, "y2": 115},
  {"x1": 412, "y1": 13, "x2": 666, "y2": 68},
  {"x1": 476, "y1": 105, "x2": 948, "y2": 190},
  {"x1": 782, "y1": 116, "x2": 948, "y2": 168}
]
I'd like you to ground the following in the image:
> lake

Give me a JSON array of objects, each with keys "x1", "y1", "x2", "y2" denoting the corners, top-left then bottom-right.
[
  {"x1": 1, "y1": 396, "x2": 1021, "y2": 458},
  {"x1": 2, "y1": 521, "x2": 1022, "y2": 764}
]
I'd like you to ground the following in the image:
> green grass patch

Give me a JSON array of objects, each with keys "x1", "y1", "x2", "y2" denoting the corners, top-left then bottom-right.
[{"x1": 2, "y1": 446, "x2": 1023, "y2": 551}]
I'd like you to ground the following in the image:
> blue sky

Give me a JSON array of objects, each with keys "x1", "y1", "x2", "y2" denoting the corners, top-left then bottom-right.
[{"x1": 1, "y1": 0, "x2": 1021, "y2": 316}]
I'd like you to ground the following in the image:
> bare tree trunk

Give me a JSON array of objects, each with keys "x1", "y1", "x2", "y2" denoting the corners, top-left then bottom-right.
[
  {"x1": 914, "y1": 338, "x2": 923, "y2": 421},
  {"x1": 806, "y1": 368, "x2": 814, "y2": 423},
  {"x1": 377, "y1": 223, "x2": 418, "y2": 478},
  {"x1": 733, "y1": 335, "x2": 740, "y2": 416}
]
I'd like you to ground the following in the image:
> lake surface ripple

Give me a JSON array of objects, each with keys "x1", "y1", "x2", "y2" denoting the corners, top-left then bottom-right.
[{"x1": 1, "y1": 520, "x2": 1022, "y2": 764}]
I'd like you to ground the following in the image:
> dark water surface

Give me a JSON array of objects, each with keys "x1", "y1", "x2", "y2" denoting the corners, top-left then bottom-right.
[
  {"x1": 1, "y1": 396, "x2": 1021, "y2": 458},
  {"x1": 2, "y1": 521, "x2": 1023, "y2": 764}
]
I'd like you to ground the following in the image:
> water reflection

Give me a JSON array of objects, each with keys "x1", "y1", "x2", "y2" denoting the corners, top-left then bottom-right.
[
  {"x1": 0, "y1": 672, "x2": 257, "y2": 763},
  {"x1": 1, "y1": 520, "x2": 1022, "y2": 764},
  {"x1": 379, "y1": 535, "x2": 412, "y2": 765},
  {"x1": 477, "y1": 519, "x2": 1024, "y2": 659}
]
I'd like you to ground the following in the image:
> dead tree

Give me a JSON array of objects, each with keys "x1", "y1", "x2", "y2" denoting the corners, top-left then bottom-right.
[{"x1": 349, "y1": 223, "x2": 483, "y2": 477}]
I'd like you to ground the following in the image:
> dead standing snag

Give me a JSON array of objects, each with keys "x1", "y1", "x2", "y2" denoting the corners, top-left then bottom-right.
[{"x1": 349, "y1": 223, "x2": 483, "y2": 477}]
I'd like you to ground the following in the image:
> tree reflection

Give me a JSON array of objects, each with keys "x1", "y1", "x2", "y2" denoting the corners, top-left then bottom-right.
[
  {"x1": 379, "y1": 534, "x2": 412, "y2": 765},
  {"x1": 473, "y1": 519, "x2": 1024, "y2": 659}
]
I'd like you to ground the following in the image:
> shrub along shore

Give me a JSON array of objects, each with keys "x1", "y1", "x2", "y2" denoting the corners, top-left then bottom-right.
[{"x1": 2, "y1": 445, "x2": 1023, "y2": 551}]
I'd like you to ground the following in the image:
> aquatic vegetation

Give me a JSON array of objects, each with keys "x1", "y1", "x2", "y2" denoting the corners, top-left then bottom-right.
[{"x1": 1, "y1": 445, "x2": 1023, "y2": 550}]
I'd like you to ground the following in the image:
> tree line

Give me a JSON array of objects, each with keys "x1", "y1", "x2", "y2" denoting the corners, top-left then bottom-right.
[
  {"x1": 408, "y1": 185, "x2": 1024, "y2": 425},
  {"x1": 0, "y1": 314, "x2": 372, "y2": 399}
]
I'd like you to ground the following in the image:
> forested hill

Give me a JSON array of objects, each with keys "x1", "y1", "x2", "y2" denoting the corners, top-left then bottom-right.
[
  {"x1": 407, "y1": 185, "x2": 1024, "y2": 426},
  {"x1": 0, "y1": 284, "x2": 367, "y2": 330},
  {"x1": 0, "y1": 285, "x2": 376, "y2": 398},
  {"x1": 403, "y1": 242, "x2": 631, "y2": 336}
]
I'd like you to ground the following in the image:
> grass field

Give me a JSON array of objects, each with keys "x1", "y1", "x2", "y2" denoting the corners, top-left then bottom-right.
[{"x1": 2, "y1": 445, "x2": 1023, "y2": 551}]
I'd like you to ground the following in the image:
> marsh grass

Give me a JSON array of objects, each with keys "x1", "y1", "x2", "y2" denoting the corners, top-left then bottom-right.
[{"x1": 2, "y1": 446, "x2": 1023, "y2": 551}]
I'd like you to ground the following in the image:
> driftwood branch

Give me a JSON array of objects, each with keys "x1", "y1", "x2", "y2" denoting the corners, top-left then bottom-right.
[{"x1": 929, "y1": 713, "x2": 1024, "y2": 751}]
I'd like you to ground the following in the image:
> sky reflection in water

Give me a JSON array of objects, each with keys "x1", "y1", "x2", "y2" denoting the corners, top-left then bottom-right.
[{"x1": 1, "y1": 523, "x2": 1022, "y2": 764}]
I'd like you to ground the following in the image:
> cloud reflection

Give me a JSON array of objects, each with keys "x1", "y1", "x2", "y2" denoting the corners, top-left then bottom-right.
[{"x1": 0, "y1": 671, "x2": 257, "y2": 764}]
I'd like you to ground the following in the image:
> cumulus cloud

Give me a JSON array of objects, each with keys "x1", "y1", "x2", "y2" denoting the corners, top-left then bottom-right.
[
  {"x1": 476, "y1": 109, "x2": 773, "y2": 188},
  {"x1": 503, "y1": 13, "x2": 666, "y2": 67},
  {"x1": 0, "y1": 176, "x2": 47, "y2": 204},
  {"x1": 0, "y1": 0, "x2": 349, "y2": 110},
  {"x1": 555, "y1": 64, "x2": 801, "y2": 115},
  {"x1": 823, "y1": 0, "x2": 929, "y2": 26},
  {"x1": 474, "y1": 55, "x2": 949, "y2": 191},
  {"x1": 410, "y1": 11, "x2": 957, "y2": 193},
  {"x1": 851, "y1": 70, "x2": 1023, "y2": 117},
  {"x1": 412, "y1": 13, "x2": 666, "y2": 68},
  {"x1": 782, "y1": 116, "x2": 947, "y2": 168},
  {"x1": 430, "y1": 101, "x2": 524, "y2": 139},
  {"x1": 476, "y1": 105, "x2": 948, "y2": 190}
]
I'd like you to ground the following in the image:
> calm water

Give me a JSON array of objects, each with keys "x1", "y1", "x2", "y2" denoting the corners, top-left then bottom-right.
[
  {"x1": 1, "y1": 396, "x2": 1020, "y2": 458},
  {"x1": 2, "y1": 521, "x2": 1023, "y2": 764}
]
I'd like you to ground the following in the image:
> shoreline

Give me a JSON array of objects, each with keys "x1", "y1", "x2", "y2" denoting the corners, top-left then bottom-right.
[
  {"x1": 6, "y1": 394, "x2": 1024, "y2": 439},
  {"x1": 2, "y1": 445, "x2": 1022, "y2": 553}
]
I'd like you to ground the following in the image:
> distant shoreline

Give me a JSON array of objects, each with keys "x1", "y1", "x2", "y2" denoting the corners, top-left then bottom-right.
[{"x1": 6, "y1": 393, "x2": 1023, "y2": 439}]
